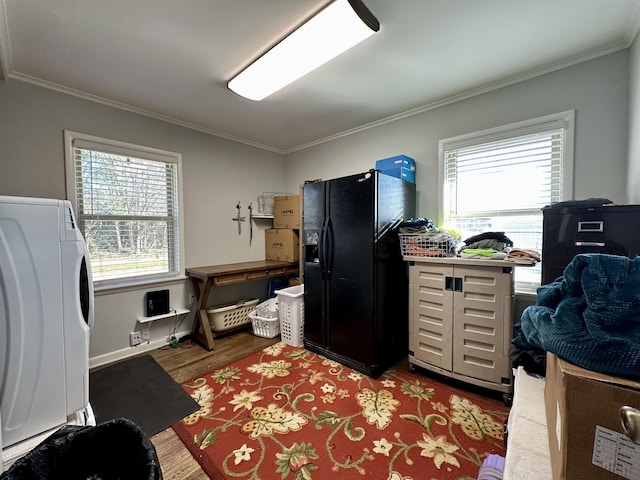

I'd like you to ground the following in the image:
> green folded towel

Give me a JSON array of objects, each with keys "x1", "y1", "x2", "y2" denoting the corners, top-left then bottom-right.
[{"x1": 461, "y1": 248, "x2": 498, "y2": 257}]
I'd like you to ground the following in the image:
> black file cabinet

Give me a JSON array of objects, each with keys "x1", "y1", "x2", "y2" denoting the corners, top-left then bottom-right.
[{"x1": 541, "y1": 204, "x2": 640, "y2": 284}]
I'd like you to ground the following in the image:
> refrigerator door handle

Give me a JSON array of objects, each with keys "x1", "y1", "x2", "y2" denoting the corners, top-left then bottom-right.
[
  {"x1": 319, "y1": 217, "x2": 329, "y2": 277},
  {"x1": 325, "y1": 217, "x2": 334, "y2": 277}
]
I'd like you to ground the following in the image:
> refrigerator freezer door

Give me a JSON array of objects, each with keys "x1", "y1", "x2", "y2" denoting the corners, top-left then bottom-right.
[
  {"x1": 326, "y1": 173, "x2": 375, "y2": 366},
  {"x1": 303, "y1": 181, "x2": 326, "y2": 347}
]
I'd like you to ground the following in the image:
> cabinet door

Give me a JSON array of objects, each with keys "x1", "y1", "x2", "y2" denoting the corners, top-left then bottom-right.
[
  {"x1": 409, "y1": 263, "x2": 454, "y2": 371},
  {"x1": 452, "y1": 265, "x2": 513, "y2": 385}
]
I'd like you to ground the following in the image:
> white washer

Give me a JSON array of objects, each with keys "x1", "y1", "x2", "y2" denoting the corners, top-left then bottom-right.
[{"x1": 0, "y1": 196, "x2": 93, "y2": 466}]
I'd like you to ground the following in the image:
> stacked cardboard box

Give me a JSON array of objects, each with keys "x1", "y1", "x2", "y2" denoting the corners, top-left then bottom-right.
[
  {"x1": 264, "y1": 195, "x2": 301, "y2": 263},
  {"x1": 544, "y1": 353, "x2": 640, "y2": 479},
  {"x1": 273, "y1": 195, "x2": 300, "y2": 229},
  {"x1": 265, "y1": 228, "x2": 299, "y2": 262}
]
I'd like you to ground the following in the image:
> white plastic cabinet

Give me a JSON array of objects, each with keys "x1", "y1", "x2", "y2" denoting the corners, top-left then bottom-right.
[{"x1": 407, "y1": 257, "x2": 515, "y2": 396}]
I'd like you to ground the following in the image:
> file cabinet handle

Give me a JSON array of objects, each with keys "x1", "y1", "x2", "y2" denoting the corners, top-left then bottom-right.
[{"x1": 575, "y1": 241, "x2": 606, "y2": 247}]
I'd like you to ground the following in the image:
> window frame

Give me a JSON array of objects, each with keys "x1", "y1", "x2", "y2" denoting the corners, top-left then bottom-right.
[
  {"x1": 64, "y1": 130, "x2": 185, "y2": 291},
  {"x1": 437, "y1": 111, "x2": 575, "y2": 292}
]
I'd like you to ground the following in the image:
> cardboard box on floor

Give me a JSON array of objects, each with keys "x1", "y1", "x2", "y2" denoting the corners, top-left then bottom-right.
[
  {"x1": 273, "y1": 195, "x2": 300, "y2": 229},
  {"x1": 265, "y1": 229, "x2": 299, "y2": 262},
  {"x1": 544, "y1": 352, "x2": 640, "y2": 480}
]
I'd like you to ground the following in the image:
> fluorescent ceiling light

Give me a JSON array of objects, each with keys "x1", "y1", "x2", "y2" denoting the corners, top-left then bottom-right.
[{"x1": 228, "y1": 0, "x2": 379, "y2": 101}]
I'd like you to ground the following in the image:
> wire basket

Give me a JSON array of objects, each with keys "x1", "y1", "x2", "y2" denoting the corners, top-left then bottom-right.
[
  {"x1": 399, "y1": 232, "x2": 459, "y2": 258},
  {"x1": 207, "y1": 299, "x2": 258, "y2": 332},
  {"x1": 257, "y1": 192, "x2": 290, "y2": 215},
  {"x1": 249, "y1": 310, "x2": 281, "y2": 338}
]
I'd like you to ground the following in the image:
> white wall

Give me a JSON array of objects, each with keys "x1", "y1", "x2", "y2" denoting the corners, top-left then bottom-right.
[
  {"x1": 0, "y1": 79, "x2": 289, "y2": 365},
  {"x1": 285, "y1": 50, "x2": 631, "y2": 219},
  {"x1": 629, "y1": 33, "x2": 640, "y2": 204}
]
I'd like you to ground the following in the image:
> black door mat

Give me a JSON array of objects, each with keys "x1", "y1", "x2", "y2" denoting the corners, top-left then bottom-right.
[{"x1": 89, "y1": 354, "x2": 199, "y2": 437}]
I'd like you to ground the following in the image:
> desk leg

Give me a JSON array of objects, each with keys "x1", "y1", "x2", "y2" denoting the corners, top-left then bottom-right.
[{"x1": 189, "y1": 277, "x2": 216, "y2": 351}]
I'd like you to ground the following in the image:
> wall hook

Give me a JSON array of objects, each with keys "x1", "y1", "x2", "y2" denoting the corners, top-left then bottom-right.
[{"x1": 232, "y1": 201, "x2": 246, "y2": 235}]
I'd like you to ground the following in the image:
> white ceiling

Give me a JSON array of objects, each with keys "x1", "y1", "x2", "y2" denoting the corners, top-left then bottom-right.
[{"x1": 1, "y1": 0, "x2": 640, "y2": 153}]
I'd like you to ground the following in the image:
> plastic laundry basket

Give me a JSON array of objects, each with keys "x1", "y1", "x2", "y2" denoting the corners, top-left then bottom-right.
[
  {"x1": 248, "y1": 310, "x2": 280, "y2": 338},
  {"x1": 274, "y1": 284, "x2": 304, "y2": 347},
  {"x1": 206, "y1": 299, "x2": 258, "y2": 332}
]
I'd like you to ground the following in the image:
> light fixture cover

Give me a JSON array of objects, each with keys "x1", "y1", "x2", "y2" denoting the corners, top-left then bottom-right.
[{"x1": 228, "y1": 0, "x2": 379, "y2": 101}]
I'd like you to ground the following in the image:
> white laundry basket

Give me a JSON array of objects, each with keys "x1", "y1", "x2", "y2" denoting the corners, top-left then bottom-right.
[
  {"x1": 248, "y1": 310, "x2": 280, "y2": 338},
  {"x1": 274, "y1": 284, "x2": 304, "y2": 347},
  {"x1": 206, "y1": 298, "x2": 258, "y2": 332}
]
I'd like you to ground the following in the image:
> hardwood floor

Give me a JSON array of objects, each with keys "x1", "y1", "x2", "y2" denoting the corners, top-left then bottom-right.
[{"x1": 149, "y1": 329, "x2": 279, "y2": 479}]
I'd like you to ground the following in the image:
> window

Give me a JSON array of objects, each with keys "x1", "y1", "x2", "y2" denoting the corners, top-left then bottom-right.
[
  {"x1": 438, "y1": 111, "x2": 574, "y2": 293},
  {"x1": 65, "y1": 131, "x2": 184, "y2": 288}
]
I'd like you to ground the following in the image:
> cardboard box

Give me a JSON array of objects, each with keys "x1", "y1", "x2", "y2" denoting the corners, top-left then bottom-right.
[
  {"x1": 273, "y1": 195, "x2": 301, "y2": 229},
  {"x1": 375, "y1": 155, "x2": 416, "y2": 183},
  {"x1": 265, "y1": 229, "x2": 299, "y2": 262},
  {"x1": 544, "y1": 352, "x2": 640, "y2": 480}
]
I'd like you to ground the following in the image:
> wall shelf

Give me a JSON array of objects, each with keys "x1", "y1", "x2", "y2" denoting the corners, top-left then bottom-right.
[
  {"x1": 252, "y1": 214, "x2": 273, "y2": 220},
  {"x1": 137, "y1": 307, "x2": 190, "y2": 323}
]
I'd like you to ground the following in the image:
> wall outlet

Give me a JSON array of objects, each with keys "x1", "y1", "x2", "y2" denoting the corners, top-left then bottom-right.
[
  {"x1": 129, "y1": 331, "x2": 142, "y2": 347},
  {"x1": 188, "y1": 293, "x2": 196, "y2": 305},
  {"x1": 140, "y1": 327, "x2": 151, "y2": 343}
]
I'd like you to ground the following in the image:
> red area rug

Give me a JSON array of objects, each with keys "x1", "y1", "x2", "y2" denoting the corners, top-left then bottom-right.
[{"x1": 173, "y1": 342, "x2": 508, "y2": 480}]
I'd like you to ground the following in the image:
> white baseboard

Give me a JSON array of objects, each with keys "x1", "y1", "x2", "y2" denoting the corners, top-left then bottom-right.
[{"x1": 89, "y1": 328, "x2": 192, "y2": 369}]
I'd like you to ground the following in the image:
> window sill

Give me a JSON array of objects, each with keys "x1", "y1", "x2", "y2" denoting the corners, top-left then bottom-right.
[{"x1": 94, "y1": 275, "x2": 188, "y2": 296}]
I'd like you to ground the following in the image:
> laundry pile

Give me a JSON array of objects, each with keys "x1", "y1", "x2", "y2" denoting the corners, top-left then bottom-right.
[
  {"x1": 399, "y1": 223, "x2": 540, "y2": 262},
  {"x1": 459, "y1": 231, "x2": 513, "y2": 259},
  {"x1": 458, "y1": 231, "x2": 540, "y2": 264},
  {"x1": 398, "y1": 217, "x2": 434, "y2": 234},
  {"x1": 513, "y1": 253, "x2": 640, "y2": 378},
  {"x1": 505, "y1": 248, "x2": 541, "y2": 264}
]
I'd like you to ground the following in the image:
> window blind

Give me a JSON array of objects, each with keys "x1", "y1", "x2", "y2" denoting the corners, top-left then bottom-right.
[
  {"x1": 71, "y1": 138, "x2": 180, "y2": 284},
  {"x1": 444, "y1": 128, "x2": 564, "y2": 220}
]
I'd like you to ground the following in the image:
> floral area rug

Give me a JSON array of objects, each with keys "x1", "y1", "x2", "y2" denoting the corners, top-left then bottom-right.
[{"x1": 173, "y1": 342, "x2": 508, "y2": 480}]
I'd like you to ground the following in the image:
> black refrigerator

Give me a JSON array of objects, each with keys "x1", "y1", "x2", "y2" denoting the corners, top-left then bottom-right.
[{"x1": 303, "y1": 170, "x2": 416, "y2": 377}]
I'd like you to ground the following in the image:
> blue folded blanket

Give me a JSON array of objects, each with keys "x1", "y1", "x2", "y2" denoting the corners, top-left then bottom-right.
[{"x1": 521, "y1": 253, "x2": 640, "y2": 378}]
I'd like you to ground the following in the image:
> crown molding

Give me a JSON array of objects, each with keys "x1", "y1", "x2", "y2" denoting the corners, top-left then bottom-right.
[
  {"x1": 6, "y1": 70, "x2": 287, "y2": 154},
  {"x1": 285, "y1": 41, "x2": 631, "y2": 154}
]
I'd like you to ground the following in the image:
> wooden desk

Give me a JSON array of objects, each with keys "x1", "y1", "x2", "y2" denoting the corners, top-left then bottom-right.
[{"x1": 186, "y1": 260, "x2": 299, "y2": 350}]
